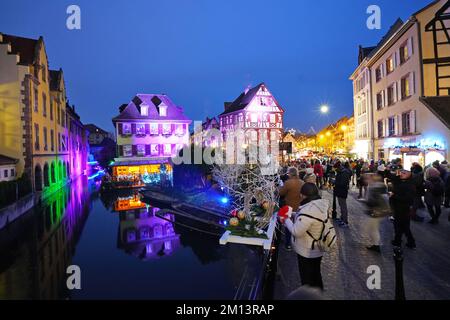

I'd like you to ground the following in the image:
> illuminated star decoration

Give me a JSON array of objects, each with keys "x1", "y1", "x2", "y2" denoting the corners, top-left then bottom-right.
[{"x1": 288, "y1": 128, "x2": 297, "y2": 136}]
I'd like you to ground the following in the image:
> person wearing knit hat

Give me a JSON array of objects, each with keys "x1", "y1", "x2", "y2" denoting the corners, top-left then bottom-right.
[{"x1": 303, "y1": 168, "x2": 317, "y2": 184}]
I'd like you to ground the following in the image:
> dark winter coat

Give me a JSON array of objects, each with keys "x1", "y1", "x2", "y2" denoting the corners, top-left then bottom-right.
[
  {"x1": 334, "y1": 167, "x2": 352, "y2": 199},
  {"x1": 385, "y1": 171, "x2": 416, "y2": 215},
  {"x1": 424, "y1": 176, "x2": 444, "y2": 206}
]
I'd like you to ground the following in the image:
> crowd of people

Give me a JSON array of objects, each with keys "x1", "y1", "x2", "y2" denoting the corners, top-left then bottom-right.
[{"x1": 277, "y1": 157, "x2": 450, "y2": 292}]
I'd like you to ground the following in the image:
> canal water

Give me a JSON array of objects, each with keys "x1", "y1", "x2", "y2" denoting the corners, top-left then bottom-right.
[{"x1": 0, "y1": 176, "x2": 267, "y2": 300}]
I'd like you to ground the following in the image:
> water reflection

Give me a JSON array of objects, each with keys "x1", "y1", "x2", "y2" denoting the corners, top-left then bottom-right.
[
  {"x1": 114, "y1": 195, "x2": 180, "y2": 260},
  {"x1": 0, "y1": 176, "x2": 94, "y2": 299},
  {"x1": 0, "y1": 177, "x2": 269, "y2": 300}
]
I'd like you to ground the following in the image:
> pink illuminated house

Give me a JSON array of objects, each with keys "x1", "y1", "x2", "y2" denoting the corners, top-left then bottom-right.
[
  {"x1": 219, "y1": 83, "x2": 284, "y2": 151},
  {"x1": 111, "y1": 94, "x2": 191, "y2": 185}
]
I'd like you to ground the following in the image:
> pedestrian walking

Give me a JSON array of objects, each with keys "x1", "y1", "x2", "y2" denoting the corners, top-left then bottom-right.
[
  {"x1": 385, "y1": 167, "x2": 417, "y2": 249},
  {"x1": 364, "y1": 173, "x2": 390, "y2": 253},
  {"x1": 279, "y1": 167, "x2": 305, "y2": 250},
  {"x1": 332, "y1": 161, "x2": 352, "y2": 228},
  {"x1": 280, "y1": 183, "x2": 331, "y2": 290},
  {"x1": 424, "y1": 167, "x2": 445, "y2": 224},
  {"x1": 314, "y1": 160, "x2": 324, "y2": 189}
]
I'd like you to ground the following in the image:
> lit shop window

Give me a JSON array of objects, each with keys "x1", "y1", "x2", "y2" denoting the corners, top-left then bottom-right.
[
  {"x1": 136, "y1": 123, "x2": 146, "y2": 135},
  {"x1": 250, "y1": 113, "x2": 258, "y2": 123},
  {"x1": 123, "y1": 145, "x2": 133, "y2": 157},
  {"x1": 163, "y1": 144, "x2": 172, "y2": 156},
  {"x1": 122, "y1": 123, "x2": 131, "y2": 135},
  {"x1": 150, "y1": 123, "x2": 159, "y2": 135},
  {"x1": 150, "y1": 144, "x2": 159, "y2": 156},
  {"x1": 137, "y1": 145, "x2": 145, "y2": 156},
  {"x1": 162, "y1": 124, "x2": 172, "y2": 135}
]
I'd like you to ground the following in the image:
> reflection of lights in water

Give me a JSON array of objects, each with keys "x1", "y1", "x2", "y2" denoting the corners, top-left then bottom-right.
[
  {"x1": 88, "y1": 170, "x2": 105, "y2": 180},
  {"x1": 146, "y1": 243, "x2": 152, "y2": 254}
]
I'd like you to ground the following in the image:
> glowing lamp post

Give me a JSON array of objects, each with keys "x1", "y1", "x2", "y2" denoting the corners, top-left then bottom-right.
[{"x1": 320, "y1": 105, "x2": 329, "y2": 114}]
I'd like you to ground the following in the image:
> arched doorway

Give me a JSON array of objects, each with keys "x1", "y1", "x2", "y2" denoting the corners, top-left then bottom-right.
[
  {"x1": 34, "y1": 165, "x2": 43, "y2": 191},
  {"x1": 43, "y1": 163, "x2": 50, "y2": 187}
]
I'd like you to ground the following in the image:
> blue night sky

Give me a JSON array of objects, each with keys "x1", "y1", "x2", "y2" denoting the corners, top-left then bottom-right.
[{"x1": 0, "y1": 0, "x2": 433, "y2": 133}]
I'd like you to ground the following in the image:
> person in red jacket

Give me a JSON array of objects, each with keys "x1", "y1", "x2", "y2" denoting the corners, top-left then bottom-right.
[{"x1": 313, "y1": 160, "x2": 324, "y2": 189}]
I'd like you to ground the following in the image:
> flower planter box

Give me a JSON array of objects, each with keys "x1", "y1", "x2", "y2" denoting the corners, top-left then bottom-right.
[{"x1": 219, "y1": 213, "x2": 277, "y2": 250}]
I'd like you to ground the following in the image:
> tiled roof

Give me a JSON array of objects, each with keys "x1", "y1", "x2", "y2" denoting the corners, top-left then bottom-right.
[
  {"x1": 220, "y1": 83, "x2": 265, "y2": 116},
  {"x1": 220, "y1": 82, "x2": 285, "y2": 116},
  {"x1": 112, "y1": 94, "x2": 191, "y2": 122},
  {"x1": 419, "y1": 96, "x2": 450, "y2": 130},
  {"x1": 1, "y1": 33, "x2": 39, "y2": 65},
  {"x1": 0, "y1": 154, "x2": 18, "y2": 166}
]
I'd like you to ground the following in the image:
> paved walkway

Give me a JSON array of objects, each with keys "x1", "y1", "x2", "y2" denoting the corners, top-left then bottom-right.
[{"x1": 273, "y1": 186, "x2": 450, "y2": 300}]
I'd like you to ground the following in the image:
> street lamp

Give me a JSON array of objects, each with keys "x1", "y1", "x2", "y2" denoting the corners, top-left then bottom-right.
[{"x1": 320, "y1": 105, "x2": 329, "y2": 114}]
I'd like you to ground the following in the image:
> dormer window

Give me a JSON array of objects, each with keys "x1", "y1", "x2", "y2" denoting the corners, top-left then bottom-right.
[
  {"x1": 141, "y1": 106, "x2": 148, "y2": 116},
  {"x1": 159, "y1": 106, "x2": 167, "y2": 117}
]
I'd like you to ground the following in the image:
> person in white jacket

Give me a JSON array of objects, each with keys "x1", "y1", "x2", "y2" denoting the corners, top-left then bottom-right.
[{"x1": 280, "y1": 183, "x2": 329, "y2": 290}]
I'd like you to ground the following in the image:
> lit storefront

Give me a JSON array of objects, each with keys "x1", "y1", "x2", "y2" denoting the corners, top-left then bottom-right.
[
  {"x1": 384, "y1": 137, "x2": 447, "y2": 168},
  {"x1": 111, "y1": 161, "x2": 173, "y2": 187}
]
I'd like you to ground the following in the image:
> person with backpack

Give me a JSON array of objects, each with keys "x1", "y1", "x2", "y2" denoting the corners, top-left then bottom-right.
[
  {"x1": 424, "y1": 167, "x2": 445, "y2": 224},
  {"x1": 279, "y1": 183, "x2": 335, "y2": 290}
]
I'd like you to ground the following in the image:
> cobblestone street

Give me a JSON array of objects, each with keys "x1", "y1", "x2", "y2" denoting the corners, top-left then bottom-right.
[{"x1": 274, "y1": 186, "x2": 450, "y2": 300}]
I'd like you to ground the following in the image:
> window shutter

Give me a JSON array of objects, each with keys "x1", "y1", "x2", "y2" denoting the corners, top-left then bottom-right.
[
  {"x1": 410, "y1": 72, "x2": 415, "y2": 95},
  {"x1": 118, "y1": 145, "x2": 123, "y2": 157},
  {"x1": 171, "y1": 124, "x2": 175, "y2": 133},
  {"x1": 145, "y1": 144, "x2": 151, "y2": 156},
  {"x1": 410, "y1": 110, "x2": 416, "y2": 133},
  {"x1": 385, "y1": 119, "x2": 389, "y2": 137},
  {"x1": 393, "y1": 83, "x2": 397, "y2": 102},
  {"x1": 131, "y1": 123, "x2": 136, "y2": 134},
  {"x1": 407, "y1": 37, "x2": 413, "y2": 56},
  {"x1": 118, "y1": 123, "x2": 123, "y2": 135},
  {"x1": 396, "y1": 115, "x2": 401, "y2": 136},
  {"x1": 132, "y1": 144, "x2": 137, "y2": 156},
  {"x1": 145, "y1": 124, "x2": 150, "y2": 134},
  {"x1": 158, "y1": 124, "x2": 162, "y2": 135}
]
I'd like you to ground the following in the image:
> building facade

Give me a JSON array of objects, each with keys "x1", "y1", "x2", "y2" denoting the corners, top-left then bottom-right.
[
  {"x1": 111, "y1": 94, "x2": 191, "y2": 185},
  {"x1": 0, "y1": 155, "x2": 18, "y2": 182},
  {"x1": 219, "y1": 83, "x2": 284, "y2": 161},
  {"x1": 351, "y1": 0, "x2": 450, "y2": 167},
  {"x1": 0, "y1": 33, "x2": 88, "y2": 196},
  {"x1": 85, "y1": 124, "x2": 114, "y2": 145},
  {"x1": 192, "y1": 117, "x2": 220, "y2": 148}
]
